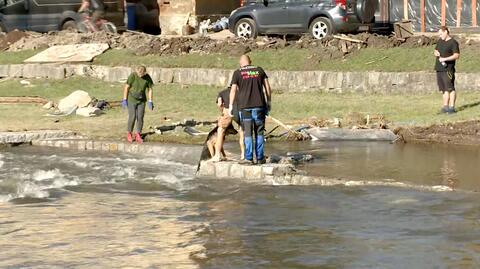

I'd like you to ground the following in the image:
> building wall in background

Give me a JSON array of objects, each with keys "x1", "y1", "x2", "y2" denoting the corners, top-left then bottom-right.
[{"x1": 377, "y1": 0, "x2": 479, "y2": 32}]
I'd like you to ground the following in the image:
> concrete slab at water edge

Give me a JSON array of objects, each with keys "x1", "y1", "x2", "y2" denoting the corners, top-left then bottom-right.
[
  {"x1": 307, "y1": 128, "x2": 398, "y2": 141},
  {"x1": 31, "y1": 139, "x2": 202, "y2": 164},
  {"x1": 0, "y1": 130, "x2": 76, "y2": 144}
]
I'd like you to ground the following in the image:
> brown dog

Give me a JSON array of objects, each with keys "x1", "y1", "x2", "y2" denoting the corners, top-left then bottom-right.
[{"x1": 197, "y1": 123, "x2": 237, "y2": 171}]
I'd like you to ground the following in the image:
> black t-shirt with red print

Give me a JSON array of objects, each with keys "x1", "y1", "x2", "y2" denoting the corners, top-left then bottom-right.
[{"x1": 230, "y1": 65, "x2": 268, "y2": 110}]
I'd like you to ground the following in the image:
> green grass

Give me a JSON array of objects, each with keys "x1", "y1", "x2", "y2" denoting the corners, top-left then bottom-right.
[
  {"x1": 0, "y1": 50, "x2": 40, "y2": 64},
  {"x1": 1, "y1": 77, "x2": 480, "y2": 141},
  {"x1": 2, "y1": 46, "x2": 479, "y2": 72}
]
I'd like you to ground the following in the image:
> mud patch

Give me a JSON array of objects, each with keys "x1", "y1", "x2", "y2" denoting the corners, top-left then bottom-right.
[
  {"x1": 396, "y1": 120, "x2": 480, "y2": 145},
  {"x1": 0, "y1": 30, "x2": 29, "y2": 51},
  {"x1": 5, "y1": 30, "x2": 480, "y2": 60}
]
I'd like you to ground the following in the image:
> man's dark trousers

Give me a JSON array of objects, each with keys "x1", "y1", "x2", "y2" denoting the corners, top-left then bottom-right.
[{"x1": 240, "y1": 107, "x2": 266, "y2": 161}]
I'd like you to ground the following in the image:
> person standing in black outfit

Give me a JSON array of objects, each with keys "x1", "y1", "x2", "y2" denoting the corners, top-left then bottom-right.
[
  {"x1": 434, "y1": 26, "x2": 460, "y2": 114},
  {"x1": 229, "y1": 55, "x2": 271, "y2": 164}
]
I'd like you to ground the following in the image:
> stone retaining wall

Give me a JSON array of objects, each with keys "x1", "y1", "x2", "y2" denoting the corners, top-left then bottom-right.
[
  {"x1": 1, "y1": 64, "x2": 479, "y2": 93},
  {"x1": 0, "y1": 131, "x2": 75, "y2": 144}
]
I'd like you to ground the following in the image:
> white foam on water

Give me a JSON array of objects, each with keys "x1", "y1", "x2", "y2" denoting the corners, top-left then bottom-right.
[
  {"x1": 389, "y1": 198, "x2": 419, "y2": 204},
  {"x1": 112, "y1": 167, "x2": 136, "y2": 178},
  {"x1": 268, "y1": 176, "x2": 454, "y2": 192},
  {"x1": 0, "y1": 153, "x2": 4, "y2": 168},
  {"x1": 33, "y1": 169, "x2": 64, "y2": 181},
  {"x1": 16, "y1": 182, "x2": 49, "y2": 199},
  {"x1": 0, "y1": 194, "x2": 13, "y2": 203},
  {"x1": 154, "y1": 173, "x2": 196, "y2": 191}
]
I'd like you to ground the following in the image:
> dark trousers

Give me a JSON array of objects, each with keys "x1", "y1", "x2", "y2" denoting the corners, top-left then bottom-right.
[
  {"x1": 127, "y1": 102, "x2": 145, "y2": 133},
  {"x1": 240, "y1": 107, "x2": 266, "y2": 161}
]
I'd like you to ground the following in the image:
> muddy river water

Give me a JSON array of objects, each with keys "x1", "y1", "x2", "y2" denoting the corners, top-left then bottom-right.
[{"x1": 1, "y1": 142, "x2": 479, "y2": 268}]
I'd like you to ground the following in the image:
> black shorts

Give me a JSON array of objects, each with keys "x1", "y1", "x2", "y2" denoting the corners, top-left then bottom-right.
[{"x1": 437, "y1": 71, "x2": 455, "y2": 92}]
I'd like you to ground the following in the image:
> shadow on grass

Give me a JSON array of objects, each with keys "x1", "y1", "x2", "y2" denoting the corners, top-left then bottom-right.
[{"x1": 457, "y1": 101, "x2": 480, "y2": 112}]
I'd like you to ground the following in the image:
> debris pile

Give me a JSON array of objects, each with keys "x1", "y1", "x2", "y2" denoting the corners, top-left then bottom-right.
[
  {"x1": 4, "y1": 30, "x2": 469, "y2": 58},
  {"x1": 45, "y1": 90, "x2": 108, "y2": 117}
]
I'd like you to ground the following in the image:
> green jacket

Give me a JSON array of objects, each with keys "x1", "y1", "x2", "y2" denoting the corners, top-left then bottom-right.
[{"x1": 127, "y1": 73, "x2": 153, "y2": 104}]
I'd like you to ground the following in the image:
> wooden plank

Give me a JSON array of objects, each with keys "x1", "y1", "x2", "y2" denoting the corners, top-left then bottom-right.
[
  {"x1": 420, "y1": 0, "x2": 426, "y2": 32},
  {"x1": 457, "y1": 0, "x2": 462, "y2": 27},
  {"x1": 404, "y1": 0, "x2": 409, "y2": 20},
  {"x1": 441, "y1": 0, "x2": 447, "y2": 26},
  {"x1": 473, "y1": 0, "x2": 478, "y2": 27}
]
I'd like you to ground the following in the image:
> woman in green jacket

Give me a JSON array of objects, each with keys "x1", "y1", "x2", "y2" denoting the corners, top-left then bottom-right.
[{"x1": 122, "y1": 65, "x2": 154, "y2": 143}]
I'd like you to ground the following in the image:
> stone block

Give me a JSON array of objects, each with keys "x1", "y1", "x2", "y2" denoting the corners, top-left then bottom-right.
[
  {"x1": 8, "y1": 64, "x2": 23, "y2": 77},
  {"x1": 85, "y1": 141, "x2": 94, "y2": 150},
  {"x1": 261, "y1": 165, "x2": 276, "y2": 176},
  {"x1": 214, "y1": 162, "x2": 232, "y2": 179},
  {"x1": 0, "y1": 65, "x2": 9, "y2": 77},
  {"x1": 93, "y1": 141, "x2": 103, "y2": 151},
  {"x1": 116, "y1": 142, "x2": 125, "y2": 152},
  {"x1": 77, "y1": 140, "x2": 87, "y2": 151},
  {"x1": 108, "y1": 143, "x2": 118, "y2": 152},
  {"x1": 197, "y1": 161, "x2": 215, "y2": 177},
  {"x1": 244, "y1": 165, "x2": 263, "y2": 180},
  {"x1": 229, "y1": 163, "x2": 245, "y2": 179},
  {"x1": 46, "y1": 65, "x2": 66, "y2": 79}
]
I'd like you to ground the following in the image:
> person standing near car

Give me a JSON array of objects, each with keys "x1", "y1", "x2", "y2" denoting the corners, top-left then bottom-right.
[
  {"x1": 122, "y1": 65, "x2": 154, "y2": 144},
  {"x1": 79, "y1": 0, "x2": 105, "y2": 28},
  {"x1": 229, "y1": 55, "x2": 271, "y2": 164},
  {"x1": 434, "y1": 26, "x2": 460, "y2": 114}
]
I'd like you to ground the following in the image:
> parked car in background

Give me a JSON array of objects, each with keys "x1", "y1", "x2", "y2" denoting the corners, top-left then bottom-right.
[
  {"x1": 0, "y1": 0, "x2": 124, "y2": 33},
  {"x1": 229, "y1": 0, "x2": 378, "y2": 39}
]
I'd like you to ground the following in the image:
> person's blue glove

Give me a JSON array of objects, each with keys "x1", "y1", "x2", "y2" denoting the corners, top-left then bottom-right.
[
  {"x1": 147, "y1": 101, "x2": 154, "y2": 111},
  {"x1": 121, "y1": 99, "x2": 128, "y2": 109}
]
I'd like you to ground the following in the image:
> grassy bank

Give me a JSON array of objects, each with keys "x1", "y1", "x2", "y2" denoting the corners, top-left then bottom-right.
[
  {"x1": 1, "y1": 78, "x2": 479, "y2": 141},
  {"x1": 1, "y1": 46, "x2": 480, "y2": 73}
]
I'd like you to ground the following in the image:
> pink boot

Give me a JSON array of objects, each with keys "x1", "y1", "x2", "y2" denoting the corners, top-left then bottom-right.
[
  {"x1": 127, "y1": 132, "x2": 133, "y2": 143},
  {"x1": 135, "y1": 133, "x2": 143, "y2": 144}
]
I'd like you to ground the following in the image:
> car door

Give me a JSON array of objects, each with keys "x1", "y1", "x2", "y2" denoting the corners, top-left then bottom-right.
[
  {"x1": 26, "y1": 0, "x2": 78, "y2": 32},
  {"x1": 285, "y1": 0, "x2": 320, "y2": 31},
  {"x1": 254, "y1": 0, "x2": 289, "y2": 33},
  {"x1": 0, "y1": 0, "x2": 29, "y2": 31}
]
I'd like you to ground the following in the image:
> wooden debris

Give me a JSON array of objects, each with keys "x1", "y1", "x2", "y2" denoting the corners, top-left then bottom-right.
[{"x1": 333, "y1": 35, "x2": 365, "y2": 44}]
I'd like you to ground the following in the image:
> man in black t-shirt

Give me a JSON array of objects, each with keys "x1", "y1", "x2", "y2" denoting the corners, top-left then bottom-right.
[
  {"x1": 211, "y1": 87, "x2": 245, "y2": 162},
  {"x1": 434, "y1": 26, "x2": 460, "y2": 114},
  {"x1": 229, "y1": 55, "x2": 272, "y2": 164}
]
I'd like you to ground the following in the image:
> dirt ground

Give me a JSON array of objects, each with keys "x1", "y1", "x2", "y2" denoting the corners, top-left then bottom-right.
[
  {"x1": 3, "y1": 30, "x2": 480, "y2": 60},
  {"x1": 395, "y1": 120, "x2": 480, "y2": 145}
]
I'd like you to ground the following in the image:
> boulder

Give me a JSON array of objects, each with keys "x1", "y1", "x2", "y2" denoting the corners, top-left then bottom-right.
[{"x1": 58, "y1": 90, "x2": 92, "y2": 112}]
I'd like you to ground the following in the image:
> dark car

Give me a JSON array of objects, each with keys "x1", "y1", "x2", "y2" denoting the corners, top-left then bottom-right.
[
  {"x1": 0, "y1": 0, "x2": 124, "y2": 33},
  {"x1": 229, "y1": 0, "x2": 378, "y2": 39}
]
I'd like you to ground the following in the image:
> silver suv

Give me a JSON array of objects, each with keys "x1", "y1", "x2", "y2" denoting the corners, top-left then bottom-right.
[{"x1": 229, "y1": 0, "x2": 378, "y2": 39}]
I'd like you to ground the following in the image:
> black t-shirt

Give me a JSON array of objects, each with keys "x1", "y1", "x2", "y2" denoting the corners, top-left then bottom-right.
[
  {"x1": 230, "y1": 65, "x2": 268, "y2": 110},
  {"x1": 435, "y1": 38, "x2": 460, "y2": 72}
]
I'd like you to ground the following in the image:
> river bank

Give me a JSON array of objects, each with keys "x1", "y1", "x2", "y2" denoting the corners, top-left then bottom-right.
[{"x1": 0, "y1": 77, "x2": 479, "y2": 146}]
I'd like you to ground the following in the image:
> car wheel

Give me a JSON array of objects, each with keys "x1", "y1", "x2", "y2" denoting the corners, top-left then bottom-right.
[
  {"x1": 235, "y1": 18, "x2": 257, "y2": 39},
  {"x1": 309, "y1": 17, "x2": 333, "y2": 40},
  {"x1": 62, "y1": 20, "x2": 78, "y2": 31}
]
